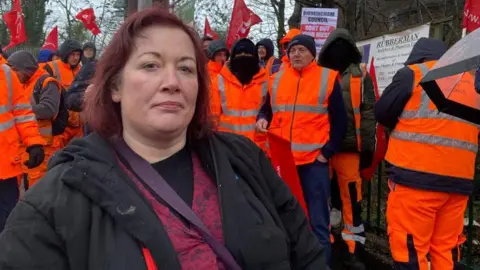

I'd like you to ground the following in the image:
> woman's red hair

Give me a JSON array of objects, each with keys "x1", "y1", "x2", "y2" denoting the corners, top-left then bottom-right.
[{"x1": 83, "y1": 7, "x2": 212, "y2": 141}]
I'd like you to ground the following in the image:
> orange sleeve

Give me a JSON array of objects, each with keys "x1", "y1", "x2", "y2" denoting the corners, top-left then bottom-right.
[{"x1": 11, "y1": 72, "x2": 46, "y2": 147}]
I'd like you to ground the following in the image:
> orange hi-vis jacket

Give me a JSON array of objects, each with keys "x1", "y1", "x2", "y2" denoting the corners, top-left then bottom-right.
[
  {"x1": 0, "y1": 64, "x2": 46, "y2": 179},
  {"x1": 210, "y1": 66, "x2": 268, "y2": 143},
  {"x1": 269, "y1": 62, "x2": 338, "y2": 165},
  {"x1": 0, "y1": 55, "x2": 7, "y2": 65},
  {"x1": 23, "y1": 69, "x2": 62, "y2": 145},
  {"x1": 385, "y1": 61, "x2": 479, "y2": 185},
  {"x1": 349, "y1": 65, "x2": 368, "y2": 151},
  {"x1": 46, "y1": 59, "x2": 82, "y2": 136},
  {"x1": 207, "y1": 61, "x2": 223, "y2": 78}
]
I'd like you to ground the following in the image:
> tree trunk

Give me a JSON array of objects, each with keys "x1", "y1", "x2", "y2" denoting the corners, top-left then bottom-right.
[
  {"x1": 152, "y1": 0, "x2": 169, "y2": 8},
  {"x1": 126, "y1": 0, "x2": 137, "y2": 16}
]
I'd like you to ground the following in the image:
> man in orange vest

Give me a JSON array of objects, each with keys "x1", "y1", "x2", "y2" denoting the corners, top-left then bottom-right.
[
  {"x1": 317, "y1": 29, "x2": 376, "y2": 270},
  {"x1": 210, "y1": 38, "x2": 268, "y2": 149},
  {"x1": 0, "y1": 63, "x2": 46, "y2": 231},
  {"x1": 8, "y1": 51, "x2": 64, "y2": 188},
  {"x1": 376, "y1": 38, "x2": 479, "y2": 270},
  {"x1": 256, "y1": 39, "x2": 281, "y2": 76},
  {"x1": 206, "y1": 40, "x2": 229, "y2": 79},
  {"x1": 256, "y1": 34, "x2": 347, "y2": 264},
  {"x1": 279, "y1": 29, "x2": 301, "y2": 67},
  {"x1": 44, "y1": 40, "x2": 83, "y2": 145}
]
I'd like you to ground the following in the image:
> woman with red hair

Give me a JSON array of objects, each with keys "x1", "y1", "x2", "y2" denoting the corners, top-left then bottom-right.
[{"x1": 0, "y1": 8, "x2": 326, "y2": 270}]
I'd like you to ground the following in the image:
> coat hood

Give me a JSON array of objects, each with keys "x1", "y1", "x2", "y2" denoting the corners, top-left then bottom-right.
[
  {"x1": 256, "y1": 39, "x2": 274, "y2": 61},
  {"x1": 404, "y1": 37, "x2": 447, "y2": 65},
  {"x1": 280, "y1": 29, "x2": 301, "y2": 45},
  {"x1": 8, "y1": 50, "x2": 39, "y2": 80},
  {"x1": 317, "y1": 28, "x2": 361, "y2": 71},
  {"x1": 207, "y1": 40, "x2": 229, "y2": 60},
  {"x1": 58, "y1": 40, "x2": 83, "y2": 63},
  {"x1": 82, "y1": 42, "x2": 97, "y2": 64}
]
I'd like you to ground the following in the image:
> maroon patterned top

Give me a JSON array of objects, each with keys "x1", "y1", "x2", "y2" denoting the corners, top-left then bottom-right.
[{"x1": 121, "y1": 153, "x2": 226, "y2": 270}]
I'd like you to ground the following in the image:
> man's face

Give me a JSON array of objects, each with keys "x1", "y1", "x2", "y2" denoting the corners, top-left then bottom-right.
[
  {"x1": 68, "y1": 51, "x2": 81, "y2": 66},
  {"x1": 214, "y1": 51, "x2": 228, "y2": 65},
  {"x1": 257, "y1": 45, "x2": 267, "y2": 60},
  {"x1": 203, "y1": 40, "x2": 212, "y2": 52},
  {"x1": 83, "y1": 48, "x2": 94, "y2": 59},
  {"x1": 289, "y1": 45, "x2": 314, "y2": 71}
]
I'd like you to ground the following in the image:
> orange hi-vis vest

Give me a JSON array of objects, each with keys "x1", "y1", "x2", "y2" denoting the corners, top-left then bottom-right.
[
  {"x1": 0, "y1": 55, "x2": 7, "y2": 65},
  {"x1": 46, "y1": 60, "x2": 81, "y2": 128},
  {"x1": 24, "y1": 69, "x2": 62, "y2": 145},
  {"x1": 0, "y1": 64, "x2": 46, "y2": 179},
  {"x1": 269, "y1": 62, "x2": 338, "y2": 165},
  {"x1": 349, "y1": 65, "x2": 368, "y2": 151},
  {"x1": 385, "y1": 61, "x2": 479, "y2": 182},
  {"x1": 212, "y1": 66, "x2": 268, "y2": 143},
  {"x1": 207, "y1": 61, "x2": 223, "y2": 78}
]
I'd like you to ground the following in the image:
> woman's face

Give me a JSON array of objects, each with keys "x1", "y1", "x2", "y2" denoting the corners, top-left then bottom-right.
[{"x1": 112, "y1": 25, "x2": 198, "y2": 141}]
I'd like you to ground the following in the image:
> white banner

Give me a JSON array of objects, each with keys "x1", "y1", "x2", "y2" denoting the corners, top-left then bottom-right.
[
  {"x1": 301, "y1": 8, "x2": 338, "y2": 52},
  {"x1": 356, "y1": 24, "x2": 431, "y2": 94}
]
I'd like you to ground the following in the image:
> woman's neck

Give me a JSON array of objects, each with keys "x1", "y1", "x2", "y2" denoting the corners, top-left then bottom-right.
[{"x1": 123, "y1": 130, "x2": 187, "y2": 163}]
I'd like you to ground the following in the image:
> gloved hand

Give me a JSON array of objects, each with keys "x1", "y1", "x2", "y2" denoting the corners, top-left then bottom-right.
[{"x1": 24, "y1": 145, "x2": 45, "y2": 169}]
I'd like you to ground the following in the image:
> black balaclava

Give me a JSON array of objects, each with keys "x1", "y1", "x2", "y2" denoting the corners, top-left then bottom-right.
[{"x1": 230, "y1": 38, "x2": 259, "y2": 85}]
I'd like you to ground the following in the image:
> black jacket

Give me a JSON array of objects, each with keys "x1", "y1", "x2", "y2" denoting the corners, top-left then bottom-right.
[
  {"x1": 0, "y1": 132, "x2": 327, "y2": 270},
  {"x1": 66, "y1": 61, "x2": 96, "y2": 112}
]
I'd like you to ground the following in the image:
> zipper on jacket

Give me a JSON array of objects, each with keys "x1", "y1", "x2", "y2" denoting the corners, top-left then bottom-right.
[{"x1": 289, "y1": 74, "x2": 302, "y2": 142}]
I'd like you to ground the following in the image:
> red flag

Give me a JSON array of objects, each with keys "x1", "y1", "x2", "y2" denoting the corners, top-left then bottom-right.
[
  {"x1": 360, "y1": 58, "x2": 388, "y2": 180},
  {"x1": 267, "y1": 132, "x2": 309, "y2": 217},
  {"x1": 204, "y1": 18, "x2": 219, "y2": 40},
  {"x1": 2, "y1": 0, "x2": 27, "y2": 50},
  {"x1": 41, "y1": 26, "x2": 58, "y2": 51},
  {"x1": 226, "y1": 0, "x2": 262, "y2": 48},
  {"x1": 75, "y1": 8, "x2": 101, "y2": 36},
  {"x1": 463, "y1": 0, "x2": 480, "y2": 32}
]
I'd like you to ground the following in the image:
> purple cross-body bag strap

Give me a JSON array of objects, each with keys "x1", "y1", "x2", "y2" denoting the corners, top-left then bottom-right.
[{"x1": 112, "y1": 138, "x2": 241, "y2": 270}]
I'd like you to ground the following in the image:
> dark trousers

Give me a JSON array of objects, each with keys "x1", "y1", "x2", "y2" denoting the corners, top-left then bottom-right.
[
  {"x1": 297, "y1": 160, "x2": 331, "y2": 263},
  {"x1": 0, "y1": 177, "x2": 19, "y2": 231}
]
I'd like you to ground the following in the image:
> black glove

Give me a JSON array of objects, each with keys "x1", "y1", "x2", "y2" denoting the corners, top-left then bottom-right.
[{"x1": 24, "y1": 145, "x2": 45, "y2": 169}]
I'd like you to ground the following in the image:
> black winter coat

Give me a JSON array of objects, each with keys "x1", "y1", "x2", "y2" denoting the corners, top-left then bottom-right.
[{"x1": 0, "y1": 132, "x2": 327, "y2": 270}]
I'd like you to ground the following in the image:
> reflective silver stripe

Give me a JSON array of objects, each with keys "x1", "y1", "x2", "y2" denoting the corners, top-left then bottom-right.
[
  {"x1": 14, "y1": 103, "x2": 32, "y2": 111},
  {"x1": 14, "y1": 114, "x2": 36, "y2": 124},
  {"x1": 39, "y1": 127, "x2": 52, "y2": 136},
  {"x1": 353, "y1": 107, "x2": 360, "y2": 114},
  {"x1": 2, "y1": 64, "x2": 12, "y2": 109},
  {"x1": 391, "y1": 130, "x2": 478, "y2": 153},
  {"x1": 0, "y1": 105, "x2": 8, "y2": 114},
  {"x1": 217, "y1": 75, "x2": 266, "y2": 117},
  {"x1": 345, "y1": 224, "x2": 365, "y2": 234},
  {"x1": 342, "y1": 233, "x2": 366, "y2": 244},
  {"x1": 291, "y1": 142, "x2": 324, "y2": 151},
  {"x1": 271, "y1": 68, "x2": 330, "y2": 114},
  {"x1": 0, "y1": 119, "x2": 14, "y2": 132},
  {"x1": 51, "y1": 61, "x2": 62, "y2": 81},
  {"x1": 218, "y1": 122, "x2": 256, "y2": 132}
]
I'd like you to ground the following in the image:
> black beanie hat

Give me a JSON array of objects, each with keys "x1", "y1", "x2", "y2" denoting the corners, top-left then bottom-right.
[
  {"x1": 287, "y1": 34, "x2": 317, "y2": 58},
  {"x1": 231, "y1": 38, "x2": 256, "y2": 58}
]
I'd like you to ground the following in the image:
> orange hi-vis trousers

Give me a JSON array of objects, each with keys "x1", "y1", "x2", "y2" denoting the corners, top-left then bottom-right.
[
  {"x1": 330, "y1": 153, "x2": 365, "y2": 254},
  {"x1": 387, "y1": 180, "x2": 468, "y2": 270}
]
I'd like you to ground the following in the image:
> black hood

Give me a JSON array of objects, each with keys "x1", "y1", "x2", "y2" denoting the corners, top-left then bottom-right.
[
  {"x1": 82, "y1": 42, "x2": 97, "y2": 64},
  {"x1": 318, "y1": 28, "x2": 361, "y2": 72},
  {"x1": 58, "y1": 40, "x2": 83, "y2": 64},
  {"x1": 404, "y1": 37, "x2": 447, "y2": 65},
  {"x1": 256, "y1": 39, "x2": 274, "y2": 61}
]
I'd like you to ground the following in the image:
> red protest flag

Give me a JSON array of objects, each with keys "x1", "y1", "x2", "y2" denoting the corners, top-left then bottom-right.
[
  {"x1": 204, "y1": 18, "x2": 219, "y2": 40},
  {"x1": 75, "y1": 8, "x2": 101, "y2": 36},
  {"x1": 2, "y1": 0, "x2": 27, "y2": 50},
  {"x1": 463, "y1": 0, "x2": 480, "y2": 32},
  {"x1": 226, "y1": 0, "x2": 262, "y2": 48},
  {"x1": 360, "y1": 57, "x2": 388, "y2": 181},
  {"x1": 267, "y1": 132, "x2": 309, "y2": 217},
  {"x1": 41, "y1": 26, "x2": 58, "y2": 51}
]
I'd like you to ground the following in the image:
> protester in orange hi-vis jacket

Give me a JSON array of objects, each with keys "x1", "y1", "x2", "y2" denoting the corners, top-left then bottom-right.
[
  {"x1": 0, "y1": 63, "x2": 46, "y2": 231},
  {"x1": 376, "y1": 38, "x2": 479, "y2": 270},
  {"x1": 206, "y1": 40, "x2": 229, "y2": 79},
  {"x1": 8, "y1": 51, "x2": 64, "y2": 188},
  {"x1": 279, "y1": 28, "x2": 301, "y2": 67},
  {"x1": 256, "y1": 34, "x2": 348, "y2": 265},
  {"x1": 210, "y1": 38, "x2": 269, "y2": 150},
  {"x1": 44, "y1": 40, "x2": 83, "y2": 145},
  {"x1": 317, "y1": 29, "x2": 377, "y2": 270}
]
